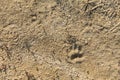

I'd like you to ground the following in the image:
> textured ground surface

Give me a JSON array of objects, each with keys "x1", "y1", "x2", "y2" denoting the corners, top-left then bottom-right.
[{"x1": 0, "y1": 0, "x2": 120, "y2": 80}]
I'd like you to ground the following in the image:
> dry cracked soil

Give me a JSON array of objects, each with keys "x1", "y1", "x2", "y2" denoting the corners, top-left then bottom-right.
[{"x1": 0, "y1": 0, "x2": 120, "y2": 80}]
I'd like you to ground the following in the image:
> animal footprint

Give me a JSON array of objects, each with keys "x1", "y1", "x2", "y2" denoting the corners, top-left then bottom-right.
[{"x1": 67, "y1": 44, "x2": 86, "y2": 64}]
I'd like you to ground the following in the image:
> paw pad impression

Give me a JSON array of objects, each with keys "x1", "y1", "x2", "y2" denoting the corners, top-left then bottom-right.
[{"x1": 67, "y1": 43, "x2": 85, "y2": 64}]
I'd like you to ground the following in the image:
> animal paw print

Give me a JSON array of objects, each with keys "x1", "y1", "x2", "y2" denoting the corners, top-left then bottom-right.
[{"x1": 67, "y1": 44, "x2": 86, "y2": 64}]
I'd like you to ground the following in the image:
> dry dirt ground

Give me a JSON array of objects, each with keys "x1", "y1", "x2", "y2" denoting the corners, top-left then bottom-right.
[{"x1": 0, "y1": 0, "x2": 120, "y2": 80}]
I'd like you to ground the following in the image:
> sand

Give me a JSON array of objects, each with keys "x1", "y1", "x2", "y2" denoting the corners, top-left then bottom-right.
[{"x1": 0, "y1": 0, "x2": 120, "y2": 80}]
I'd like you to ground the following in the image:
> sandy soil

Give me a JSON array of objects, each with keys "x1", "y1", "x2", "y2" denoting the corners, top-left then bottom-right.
[{"x1": 0, "y1": 0, "x2": 120, "y2": 80}]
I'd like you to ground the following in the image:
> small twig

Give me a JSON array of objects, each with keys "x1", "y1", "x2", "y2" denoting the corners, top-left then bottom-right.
[
  {"x1": 106, "y1": 22, "x2": 120, "y2": 34},
  {"x1": 90, "y1": 4, "x2": 103, "y2": 11},
  {"x1": 24, "y1": 41, "x2": 37, "y2": 61},
  {"x1": 42, "y1": 27, "x2": 47, "y2": 36},
  {"x1": 0, "y1": 44, "x2": 12, "y2": 60},
  {"x1": 68, "y1": 0, "x2": 73, "y2": 7},
  {"x1": 0, "y1": 64, "x2": 7, "y2": 74},
  {"x1": 25, "y1": 71, "x2": 36, "y2": 80},
  {"x1": 110, "y1": 22, "x2": 120, "y2": 32}
]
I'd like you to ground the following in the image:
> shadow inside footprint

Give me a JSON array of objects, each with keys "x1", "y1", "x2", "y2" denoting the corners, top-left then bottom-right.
[
  {"x1": 69, "y1": 44, "x2": 82, "y2": 50},
  {"x1": 70, "y1": 53, "x2": 83, "y2": 60}
]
